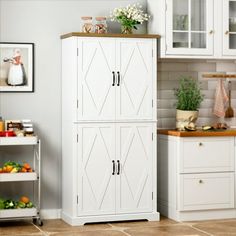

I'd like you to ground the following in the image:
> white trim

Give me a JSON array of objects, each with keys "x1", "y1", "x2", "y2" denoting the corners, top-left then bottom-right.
[
  {"x1": 62, "y1": 211, "x2": 160, "y2": 226},
  {"x1": 40, "y1": 209, "x2": 61, "y2": 219}
]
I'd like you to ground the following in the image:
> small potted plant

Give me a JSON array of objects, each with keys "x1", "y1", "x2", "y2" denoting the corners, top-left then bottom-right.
[{"x1": 174, "y1": 76, "x2": 204, "y2": 130}]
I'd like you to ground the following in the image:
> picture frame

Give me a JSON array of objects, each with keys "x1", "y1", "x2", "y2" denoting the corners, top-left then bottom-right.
[{"x1": 0, "y1": 42, "x2": 34, "y2": 92}]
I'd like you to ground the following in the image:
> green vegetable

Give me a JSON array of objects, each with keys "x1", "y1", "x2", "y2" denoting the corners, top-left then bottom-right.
[
  {"x1": 26, "y1": 201, "x2": 34, "y2": 208},
  {"x1": 0, "y1": 198, "x2": 5, "y2": 209},
  {"x1": 17, "y1": 201, "x2": 26, "y2": 208},
  {"x1": 4, "y1": 199, "x2": 16, "y2": 209}
]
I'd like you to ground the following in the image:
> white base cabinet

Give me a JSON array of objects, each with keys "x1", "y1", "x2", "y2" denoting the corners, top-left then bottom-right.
[
  {"x1": 157, "y1": 135, "x2": 235, "y2": 221},
  {"x1": 61, "y1": 34, "x2": 160, "y2": 225}
]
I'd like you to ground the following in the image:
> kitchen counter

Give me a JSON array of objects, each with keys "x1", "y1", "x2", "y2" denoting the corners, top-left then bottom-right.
[{"x1": 158, "y1": 129, "x2": 236, "y2": 137}]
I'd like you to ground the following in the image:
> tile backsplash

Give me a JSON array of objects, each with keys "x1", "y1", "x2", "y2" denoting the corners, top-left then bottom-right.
[{"x1": 157, "y1": 60, "x2": 236, "y2": 129}]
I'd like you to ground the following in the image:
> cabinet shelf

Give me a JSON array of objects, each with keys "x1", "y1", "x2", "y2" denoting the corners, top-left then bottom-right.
[
  {"x1": 0, "y1": 173, "x2": 37, "y2": 182},
  {"x1": 0, "y1": 136, "x2": 38, "y2": 146},
  {"x1": 0, "y1": 208, "x2": 37, "y2": 218}
]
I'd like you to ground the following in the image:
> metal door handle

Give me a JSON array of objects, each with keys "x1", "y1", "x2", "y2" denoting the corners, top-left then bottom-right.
[
  {"x1": 225, "y1": 30, "x2": 229, "y2": 35},
  {"x1": 117, "y1": 160, "x2": 120, "y2": 175},
  {"x1": 112, "y1": 160, "x2": 115, "y2": 175},
  {"x1": 112, "y1": 71, "x2": 115, "y2": 86},
  {"x1": 117, "y1": 72, "x2": 120, "y2": 86}
]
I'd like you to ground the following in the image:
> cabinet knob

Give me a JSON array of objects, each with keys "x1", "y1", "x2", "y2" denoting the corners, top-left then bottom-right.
[
  {"x1": 225, "y1": 30, "x2": 229, "y2": 35},
  {"x1": 209, "y1": 30, "x2": 214, "y2": 34},
  {"x1": 198, "y1": 142, "x2": 203, "y2": 146},
  {"x1": 199, "y1": 180, "x2": 203, "y2": 184}
]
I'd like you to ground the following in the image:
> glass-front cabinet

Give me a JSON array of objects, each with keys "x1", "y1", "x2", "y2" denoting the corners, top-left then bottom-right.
[
  {"x1": 223, "y1": 0, "x2": 236, "y2": 55},
  {"x1": 166, "y1": 0, "x2": 214, "y2": 55}
]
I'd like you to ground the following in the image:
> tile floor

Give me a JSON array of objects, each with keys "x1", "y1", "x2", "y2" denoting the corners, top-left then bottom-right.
[{"x1": 1, "y1": 217, "x2": 236, "y2": 236}]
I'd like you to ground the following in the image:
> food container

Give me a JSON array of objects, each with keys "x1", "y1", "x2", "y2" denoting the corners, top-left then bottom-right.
[
  {"x1": 81, "y1": 16, "x2": 93, "y2": 33},
  {"x1": 95, "y1": 17, "x2": 107, "y2": 34}
]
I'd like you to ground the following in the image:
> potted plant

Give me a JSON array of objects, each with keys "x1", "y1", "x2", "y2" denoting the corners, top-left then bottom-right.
[{"x1": 174, "y1": 76, "x2": 204, "y2": 130}]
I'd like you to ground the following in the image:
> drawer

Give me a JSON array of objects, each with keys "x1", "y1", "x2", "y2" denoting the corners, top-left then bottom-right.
[
  {"x1": 179, "y1": 173, "x2": 234, "y2": 211},
  {"x1": 179, "y1": 137, "x2": 234, "y2": 173}
]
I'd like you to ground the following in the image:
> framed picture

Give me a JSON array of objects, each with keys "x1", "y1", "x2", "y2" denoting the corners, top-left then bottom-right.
[{"x1": 0, "y1": 42, "x2": 34, "y2": 92}]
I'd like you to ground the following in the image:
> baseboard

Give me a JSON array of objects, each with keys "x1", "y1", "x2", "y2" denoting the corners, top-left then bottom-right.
[{"x1": 40, "y1": 209, "x2": 61, "y2": 219}]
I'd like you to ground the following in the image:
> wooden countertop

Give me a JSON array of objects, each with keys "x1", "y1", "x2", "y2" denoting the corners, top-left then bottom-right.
[
  {"x1": 158, "y1": 129, "x2": 236, "y2": 137},
  {"x1": 60, "y1": 32, "x2": 161, "y2": 39}
]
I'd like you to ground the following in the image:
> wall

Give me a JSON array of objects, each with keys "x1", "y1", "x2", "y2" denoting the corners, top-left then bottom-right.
[
  {"x1": 0, "y1": 0, "x2": 146, "y2": 215},
  {"x1": 157, "y1": 60, "x2": 236, "y2": 129}
]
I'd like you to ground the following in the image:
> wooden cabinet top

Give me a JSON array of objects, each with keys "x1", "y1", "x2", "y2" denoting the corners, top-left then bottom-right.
[
  {"x1": 158, "y1": 129, "x2": 236, "y2": 137},
  {"x1": 60, "y1": 32, "x2": 161, "y2": 39}
]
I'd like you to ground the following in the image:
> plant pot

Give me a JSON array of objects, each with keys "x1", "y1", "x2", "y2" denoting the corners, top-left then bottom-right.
[{"x1": 176, "y1": 109, "x2": 198, "y2": 131}]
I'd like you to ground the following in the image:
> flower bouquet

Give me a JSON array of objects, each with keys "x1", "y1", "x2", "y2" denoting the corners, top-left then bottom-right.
[{"x1": 110, "y1": 3, "x2": 150, "y2": 34}]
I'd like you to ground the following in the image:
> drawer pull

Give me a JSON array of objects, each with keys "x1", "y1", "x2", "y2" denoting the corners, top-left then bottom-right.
[
  {"x1": 198, "y1": 142, "x2": 203, "y2": 146},
  {"x1": 199, "y1": 180, "x2": 203, "y2": 184}
]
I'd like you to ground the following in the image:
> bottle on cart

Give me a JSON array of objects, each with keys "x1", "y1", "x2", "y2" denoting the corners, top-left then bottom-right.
[{"x1": 0, "y1": 117, "x2": 5, "y2": 132}]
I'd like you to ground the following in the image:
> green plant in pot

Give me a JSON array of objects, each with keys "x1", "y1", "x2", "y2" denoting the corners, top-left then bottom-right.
[{"x1": 174, "y1": 76, "x2": 204, "y2": 131}]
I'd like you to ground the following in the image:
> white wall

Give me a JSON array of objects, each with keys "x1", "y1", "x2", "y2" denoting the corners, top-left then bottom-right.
[{"x1": 0, "y1": 0, "x2": 147, "y2": 211}]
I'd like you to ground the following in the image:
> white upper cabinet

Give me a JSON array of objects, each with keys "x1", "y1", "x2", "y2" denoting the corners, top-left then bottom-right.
[
  {"x1": 223, "y1": 0, "x2": 236, "y2": 56},
  {"x1": 148, "y1": 0, "x2": 236, "y2": 58},
  {"x1": 166, "y1": 0, "x2": 214, "y2": 56},
  {"x1": 77, "y1": 38, "x2": 156, "y2": 121}
]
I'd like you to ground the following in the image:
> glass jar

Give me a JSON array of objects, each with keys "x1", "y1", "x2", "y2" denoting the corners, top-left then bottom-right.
[
  {"x1": 81, "y1": 16, "x2": 93, "y2": 33},
  {"x1": 95, "y1": 17, "x2": 107, "y2": 34}
]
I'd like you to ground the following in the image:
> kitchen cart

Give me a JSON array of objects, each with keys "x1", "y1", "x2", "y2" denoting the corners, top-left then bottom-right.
[{"x1": 0, "y1": 136, "x2": 42, "y2": 226}]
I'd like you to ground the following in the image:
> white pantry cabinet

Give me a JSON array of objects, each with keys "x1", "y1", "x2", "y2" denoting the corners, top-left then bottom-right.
[
  {"x1": 61, "y1": 33, "x2": 160, "y2": 226},
  {"x1": 157, "y1": 134, "x2": 235, "y2": 221},
  {"x1": 148, "y1": 0, "x2": 236, "y2": 59}
]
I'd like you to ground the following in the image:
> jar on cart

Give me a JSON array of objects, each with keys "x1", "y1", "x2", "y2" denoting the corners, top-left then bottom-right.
[
  {"x1": 95, "y1": 17, "x2": 107, "y2": 34},
  {"x1": 81, "y1": 16, "x2": 93, "y2": 33}
]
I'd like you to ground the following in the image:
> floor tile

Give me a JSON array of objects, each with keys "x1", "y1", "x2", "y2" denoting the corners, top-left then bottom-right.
[
  {"x1": 50, "y1": 230, "x2": 126, "y2": 236},
  {"x1": 193, "y1": 220, "x2": 236, "y2": 235},
  {"x1": 41, "y1": 219, "x2": 111, "y2": 234},
  {"x1": 124, "y1": 225, "x2": 209, "y2": 236},
  {"x1": 0, "y1": 220, "x2": 41, "y2": 235}
]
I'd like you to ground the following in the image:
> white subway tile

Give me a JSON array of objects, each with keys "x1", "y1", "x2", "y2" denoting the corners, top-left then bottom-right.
[
  {"x1": 168, "y1": 71, "x2": 198, "y2": 80},
  {"x1": 157, "y1": 72, "x2": 169, "y2": 80},
  {"x1": 187, "y1": 62, "x2": 216, "y2": 72},
  {"x1": 157, "y1": 90, "x2": 175, "y2": 99},
  {"x1": 216, "y1": 63, "x2": 236, "y2": 72},
  {"x1": 158, "y1": 62, "x2": 188, "y2": 72}
]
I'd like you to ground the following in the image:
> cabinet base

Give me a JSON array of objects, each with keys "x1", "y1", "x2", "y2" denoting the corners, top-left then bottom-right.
[
  {"x1": 159, "y1": 203, "x2": 236, "y2": 221},
  {"x1": 61, "y1": 211, "x2": 160, "y2": 226}
]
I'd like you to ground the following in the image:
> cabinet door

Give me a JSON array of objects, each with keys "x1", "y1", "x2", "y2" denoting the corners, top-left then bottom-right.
[
  {"x1": 77, "y1": 124, "x2": 116, "y2": 216},
  {"x1": 116, "y1": 39, "x2": 154, "y2": 121},
  {"x1": 78, "y1": 38, "x2": 116, "y2": 121},
  {"x1": 223, "y1": 0, "x2": 236, "y2": 55},
  {"x1": 116, "y1": 123, "x2": 154, "y2": 214},
  {"x1": 166, "y1": 0, "x2": 214, "y2": 55}
]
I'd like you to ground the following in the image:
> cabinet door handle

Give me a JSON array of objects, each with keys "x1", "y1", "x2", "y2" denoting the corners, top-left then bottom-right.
[
  {"x1": 199, "y1": 180, "x2": 203, "y2": 184},
  {"x1": 209, "y1": 30, "x2": 214, "y2": 34},
  {"x1": 112, "y1": 71, "x2": 116, "y2": 86},
  {"x1": 198, "y1": 142, "x2": 203, "y2": 146},
  {"x1": 112, "y1": 160, "x2": 115, "y2": 175},
  {"x1": 117, "y1": 160, "x2": 120, "y2": 175},
  {"x1": 225, "y1": 30, "x2": 229, "y2": 35},
  {"x1": 117, "y1": 72, "x2": 120, "y2": 86}
]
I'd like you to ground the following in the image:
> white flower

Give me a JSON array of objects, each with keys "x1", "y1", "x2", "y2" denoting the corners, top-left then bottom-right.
[{"x1": 110, "y1": 3, "x2": 150, "y2": 27}]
